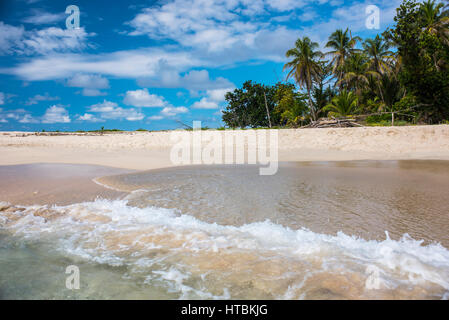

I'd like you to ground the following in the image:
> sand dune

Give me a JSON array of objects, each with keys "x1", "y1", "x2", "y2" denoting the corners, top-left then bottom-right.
[{"x1": 1, "y1": 125, "x2": 449, "y2": 170}]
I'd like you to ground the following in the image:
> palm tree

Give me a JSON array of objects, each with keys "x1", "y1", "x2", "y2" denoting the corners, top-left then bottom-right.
[
  {"x1": 311, "y1": 62, "x2": 334, "y2": 116},
  {"x1": 362, "y1": 35, "x2": 396, "y2": 105},
  {"x1": 337, "y1": 53, "x2": 372, "y2": 98},
  {"x1": 284, "y1": 37, "x2": 323, "y2": 121},
  {"x1": 312, "y1": 84, "x2": 335, "y2": 117},
  {"x1": 420, "y1": 0, "x2": 449, "y2": 70},
  {"x1": 325, "y1": 28, "x2": 361, "y2": 86},
  {"x1": 378, "y1": 73, "x2": 406, "y2": 111},
  {"x1": 420, "y1": 0, "x2": 449, "y2": 42},
  {"x1": 363, "y1": 35, "x2": 394, "y2": 75},
  {"x1": 323, "y1": 90, "x2": 359, "y2": 118}
]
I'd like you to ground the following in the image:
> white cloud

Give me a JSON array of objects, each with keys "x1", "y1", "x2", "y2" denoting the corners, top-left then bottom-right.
[
  {"x1": 127, "y1": 0, "x2": 277, "y2": 53},
  {"x1": 126, "y1": 0, "x2": 401, "y2": 66},
  {"x1": 6, "y1": 112, "x2": 21, "y2": 120},
  {"x1": 191, "y1": 86, "x2": 233, "y2": 109},
  {"x1": 0, "y1": 107, "x2": 70, "y2": 124},
  {"x1": 82, "y1": 88, "x2": 107, "y2": 96},
  {"x1": 41, "y1": 105, "x2": 71, "y2": 123},
  {"x1": 0, "y1": 108, "x2": 30, "y2": 123},
  {"x1": 148, "y1": 115, "x2": 164, "y2": 120},
  {"x1": 160, "y1": 106, "x2": 188, "y2": 117},
  {"x1": 298, "y1": 10, "x2": 318, "y2": 22},
  {"x1": 192, "y1": 98, "x2": 219, "y2": 109},
  {"x1": 19, "y1": 114, "x2": 39, "y2": 124},
  {"x1": 138, "y1": 68, "x2": 234, "y2": 93},
  {"x1": 126, "y1": 0, "x2": 303, "y2": 60},
  {"x1": 0, "y1": 107, "x2": 7, "y2": 123},
  {"x1": 25, "y1": 93, "x2": 60, "y2": 105},
  {"x1": 147, "y1": 105, "x2": 189, "y2": 120},
  {"x1": 0, "y1": 92, "x2": 4, "y2": 105},
  {"x1": 77, "y1": 113, "x2": 104, "y2": 122},
  {"x1": 267, "y1": 0, "x2": 308, "y2": 11},
  {"x1": 128, "y1": 1, "x2": 252, "y2": 52},
  {"x1": 67, "y1": 74, "x2": 110, "y2": 96},
  {"x1": 67, "y1": 73, "x2": 109, "y2": 89},
  {"x1": 0, "y1": 22, "x2": 93, "y2": 56},
  {"x1": 88, "y1": 100, "x2": 119, "y2": 113},
  {"x1": 206, "y1": 87, "x2": 234, "y2": 102},
  {"x1": 4, "y1": 49, "x2": 199, "y2": 81},
  {"x1": 123, "y1": 88, "x2": 166, "y2": 107},
  {"x1": 0, "y1": 22, "x2": 25, "y2": 55},
  {"x1": 21, "y1": 27, "x2": 93, "y2": 55},
  {"x1": 87, "y1": 100, "x2": 145, "y2": 121},
  {"x1": 22, "y1": 9, "x2": 66, "y2": 25}
]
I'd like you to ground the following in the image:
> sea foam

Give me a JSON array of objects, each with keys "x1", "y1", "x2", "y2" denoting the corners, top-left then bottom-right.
[{"x1": 1, "y1": 199, "x2": 448, "y2": 299}]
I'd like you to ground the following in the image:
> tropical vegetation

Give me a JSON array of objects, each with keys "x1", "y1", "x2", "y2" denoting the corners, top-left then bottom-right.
[{"x1": 222, "y1": 0, "x2": 449, "y2": 128}]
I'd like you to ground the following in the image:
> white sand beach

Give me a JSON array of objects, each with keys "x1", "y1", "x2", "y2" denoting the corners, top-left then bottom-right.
[{"x1": 1, "y1": 125, "x2": 449, "y2": 170}]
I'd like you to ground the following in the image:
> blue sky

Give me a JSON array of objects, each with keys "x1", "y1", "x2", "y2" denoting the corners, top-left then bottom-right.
[{"x1": 0, "y1": 0, "x2": 402, "y2": 131}]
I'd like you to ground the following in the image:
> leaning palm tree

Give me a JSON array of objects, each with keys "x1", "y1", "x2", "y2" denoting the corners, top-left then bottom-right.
[
  {"x1": 363, "y1": 35, "x2": 395, "y2": 75},
  {"x1": 325, "y1": 28, "x2": 361, "y2": 86},
  {"x1": 323, "y1": 90, "x2": 359, "y2": 118},
  {"x1": 284, "y1": 37, "x2": 323, "y2": 121}
]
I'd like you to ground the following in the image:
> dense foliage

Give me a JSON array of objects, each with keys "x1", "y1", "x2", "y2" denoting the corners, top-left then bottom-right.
[
  {"x1": 384, "y1": 0, "x2": 449, "y2": 122},
  {"x1": 222, "y1": 0, "x2": 449, "y2": 128}
]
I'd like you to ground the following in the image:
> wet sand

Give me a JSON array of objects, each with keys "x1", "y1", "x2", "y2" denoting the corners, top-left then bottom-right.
[{"x1": 0, "y1": 163, "x2": 131, "y2": 206}]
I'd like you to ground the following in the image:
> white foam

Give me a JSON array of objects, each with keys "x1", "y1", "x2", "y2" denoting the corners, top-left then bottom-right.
[
  {"x1": 1, "y1": 198, "x2": 449, "y2": 298},
  {"x1": 92, "y1": 177, "x2": 125, "y2": 192},
  {"x1": 153, "y1": 266, "x2": 231, "y2": 300}
]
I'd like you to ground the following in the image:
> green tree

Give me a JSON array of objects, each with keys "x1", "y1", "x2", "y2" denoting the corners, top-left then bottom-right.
[
  {"x1": 222, "y1": 81, "x2": 275, "y2": 128},
  {"x1": 363, "y1": 35, "x2": 394, "y2": 75},
  {"x1": 337, "y1": 53, "x2": 372, "y2": 99},
  {"x1": 378, "y1": 73, "x2": 406, "y2": 112},
  {"x1": 283, "y1": 37, "x2": 323, "y2": 121},
  {"x1": 323, "y1": 90, "x2": 359, "y2": 118},
  {"x1": 420, "y1": 0, "x2": 449, "y2": 46},
  {"x1": 273, "y1": 83, "x2": 308, "y2": 126},
  {"x1": 311, "y1": 62, "x2": 335, "y2": 117},
  {"x1": 325, "y1": 28, "x2": 361, "y2": 86},
  {"x1": 384, "y1": 0, "x2": 449, "y2": 122}
]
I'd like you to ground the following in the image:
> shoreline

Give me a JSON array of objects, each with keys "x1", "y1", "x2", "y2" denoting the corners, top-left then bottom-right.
[
  {"x1": 3, "y1": 160, "x2": 449, "y2": 246},
  {"x1": 1, "y1": 125, "x2": 449, "y2": 170},
  {"x1": 0, "y1": 163, "x2": 131, "y2": 206}
]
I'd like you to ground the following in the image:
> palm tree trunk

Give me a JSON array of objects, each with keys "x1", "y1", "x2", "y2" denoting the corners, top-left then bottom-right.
[
  {"x1": 307, "y1": 87, "x2": 316, "y2": 121},
  {"x1": 263, "y1": 92, "x2": 272, "y2": 128},
  {"x1": 377, "y1": 81, "x2": 385, "y2": 106}
]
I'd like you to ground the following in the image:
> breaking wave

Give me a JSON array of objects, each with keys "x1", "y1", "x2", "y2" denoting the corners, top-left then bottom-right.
[{"x1": 1, "y1": 199, "x2": 449, "y2": 299}]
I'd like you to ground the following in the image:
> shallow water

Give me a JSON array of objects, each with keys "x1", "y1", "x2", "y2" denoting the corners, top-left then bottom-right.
[
  {"x1": 99, "y1": 161, "x2": 449, "y2": 247},
  {"x1": 1, "y1": 161, "x2": 449, "y2": 299}
]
